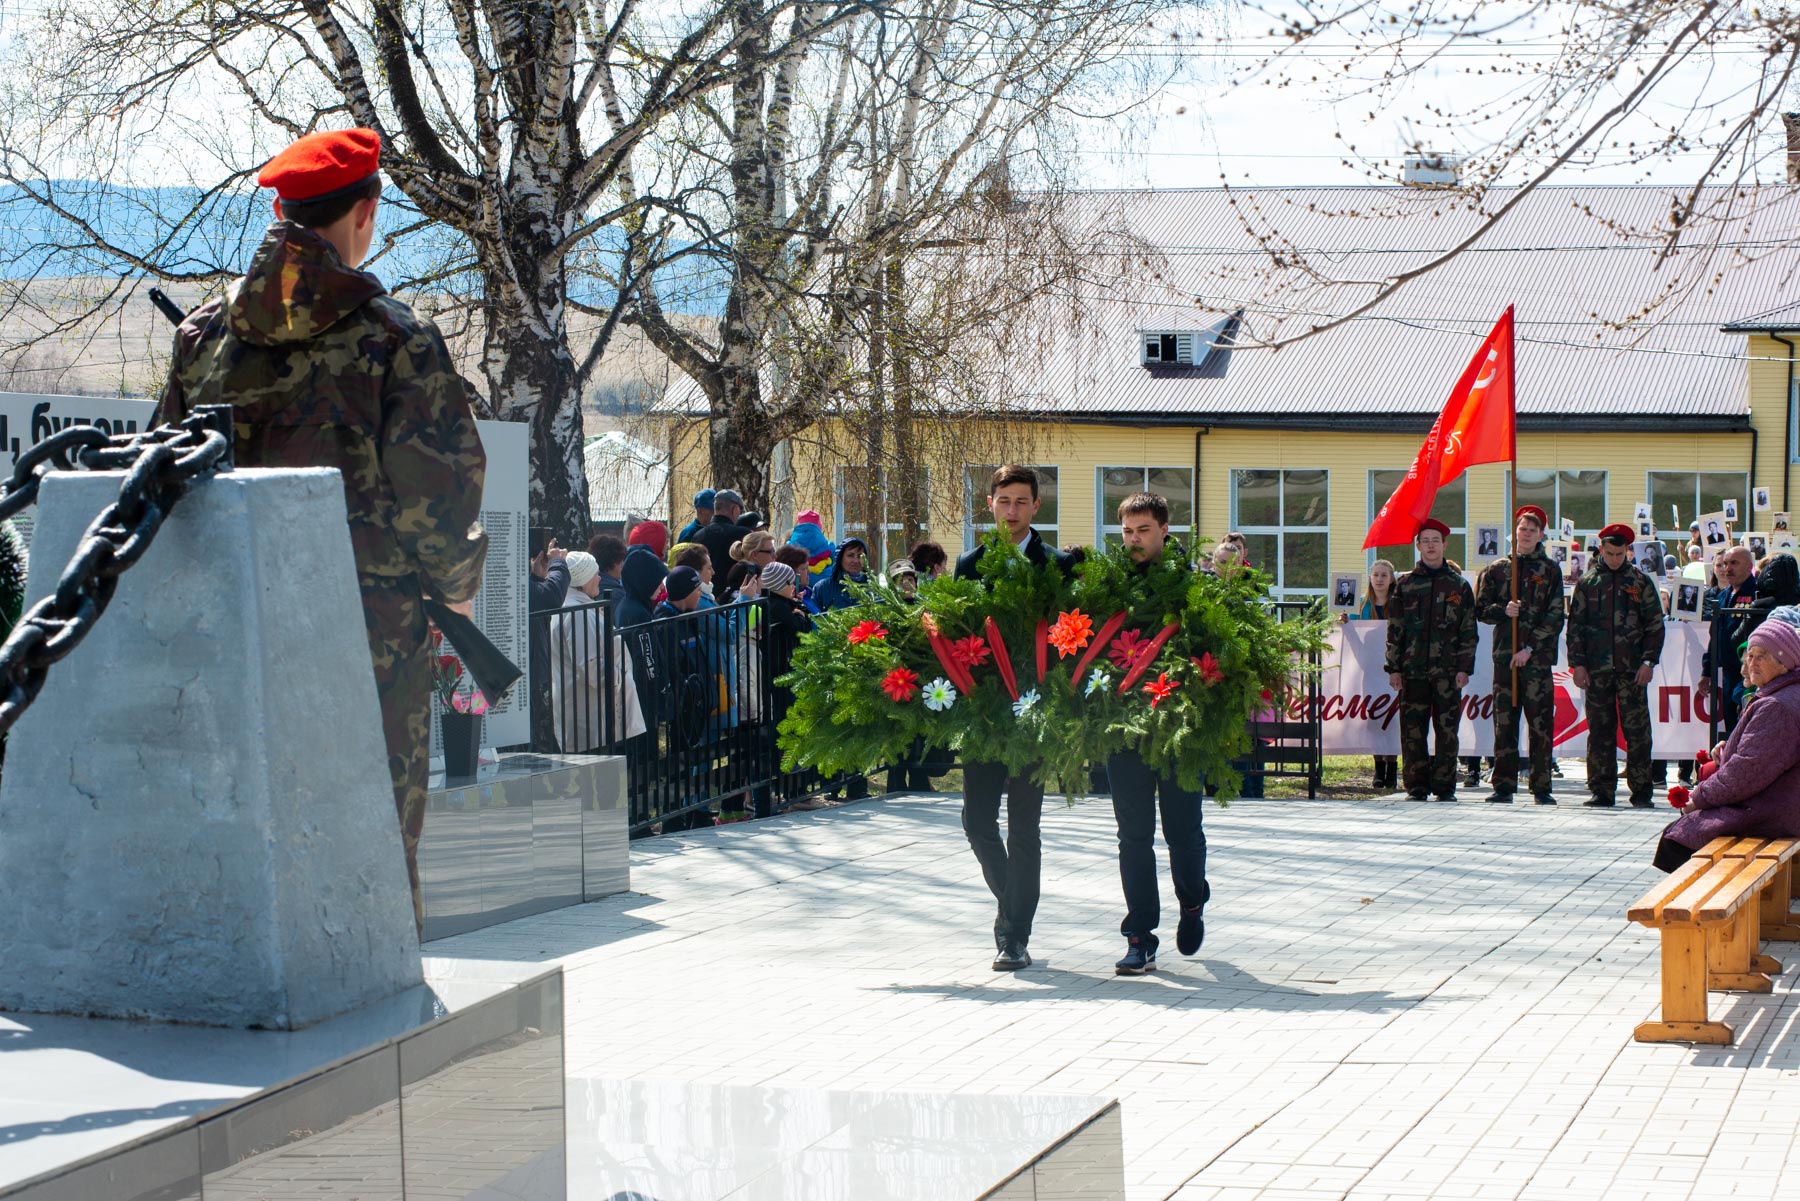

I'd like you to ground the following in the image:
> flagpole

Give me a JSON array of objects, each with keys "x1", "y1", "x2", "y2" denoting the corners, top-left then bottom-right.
[{"x1": 1508, "y1": 305, "x2": 1519, "y2": 697}]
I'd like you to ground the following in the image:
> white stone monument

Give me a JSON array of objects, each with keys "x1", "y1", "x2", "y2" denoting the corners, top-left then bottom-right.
[{"x1": 0, "y1": 467, "x2": 423, "y2": 1029}]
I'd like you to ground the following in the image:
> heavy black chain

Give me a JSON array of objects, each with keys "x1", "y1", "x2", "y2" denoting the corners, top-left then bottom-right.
[{"x1": 0, "y1": 406, "x2": 234, "y2": 735}]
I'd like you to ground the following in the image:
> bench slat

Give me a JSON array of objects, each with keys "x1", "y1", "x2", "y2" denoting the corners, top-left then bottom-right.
[
  {"x1": 1630, "y1": 857, "x2": 1720, "y2": 924},
  {"x1": 1692, "y1": 859, "x2": 1776, "y2": 924},
  {"x1": 1663, "y1": 858, "x2": 1756, "y2": 924},
  {"x1": 1753, "y1": 838, "x2": 1800, "y2": 864}
]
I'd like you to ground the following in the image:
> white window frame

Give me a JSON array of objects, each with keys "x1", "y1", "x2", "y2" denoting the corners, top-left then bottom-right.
[
  {"x1": 1228, "y1": 468, "x2": 1331, "y2": 598},
  {"x1": 964, "y1": 465, "x2": 1059, "y2": 551},
  {"x1": 1505, "y1": 469, "x2": 1610, "y2": 544},
  {"x1": 834, "y1": 466, "x2": 929, "y2": 570},
  {"x1": 1643, "y1": 470, "x2": 1750, "y2": 533},
  {"x1": 1095, "y1": 466, "x2": 1195, "y2": 546},
  {"x1": 1366, "y1": 469, "x2": 1468, "y2": 565}
]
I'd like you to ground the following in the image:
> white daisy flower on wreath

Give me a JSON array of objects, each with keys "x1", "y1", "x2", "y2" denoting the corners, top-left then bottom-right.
[
  {"x1": 1085, "y1": 670, "x2": 1111, "y2": 697},
  {"x1": 922, "y1": 677, "x2": 958, "y2": 712},
  {"x1": 1012, "y1": 688, "x2": 1040, "y2": 718}
]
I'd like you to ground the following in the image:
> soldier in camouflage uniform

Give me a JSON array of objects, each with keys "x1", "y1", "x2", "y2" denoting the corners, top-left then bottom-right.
[
  {"x1": 1568, "y1": 523, "x2": 1665, "y2": 807},
  {"x1": 1476, "y1": 505, "x2": 1566, "y2": 804},
  {"x1": 157, "y1": 129, "x2": 488, "y2": 936},
  {"x1": 1384, "y1": 519, "x2": 1478, "y2": 801}
]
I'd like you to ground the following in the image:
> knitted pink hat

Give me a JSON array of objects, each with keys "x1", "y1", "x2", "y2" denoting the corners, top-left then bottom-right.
[
  {"x1": 1748, "y1": 619, "x2": 1800, "y2": 670},
  {"x1": 795, "y1": 509, "x2": 824, "y2": 528}
]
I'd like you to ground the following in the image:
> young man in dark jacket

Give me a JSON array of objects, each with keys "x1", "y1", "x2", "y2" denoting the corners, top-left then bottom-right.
[
  {"x1": 528, "y1": 539, "x2": 570, "y2": 752},
  {"x1": 1475, "y1": 505, "x2": 1566, "y2": 804},
  {"x1": 694, "y1": 488, "x2": 751, "y2": 581},
  {"x1": 1385, "y1": 519, "x2": 1478, "y2": 802},
  {"x1": 1108, "y1": 492, "x2": 1207, "y2": 976},
  {"x1": 955, "y1": 465, "x2": 1075, "y2": 972},
  {"x1": 1567, "y1": 523, "x2": 1665, "y2": 807}
]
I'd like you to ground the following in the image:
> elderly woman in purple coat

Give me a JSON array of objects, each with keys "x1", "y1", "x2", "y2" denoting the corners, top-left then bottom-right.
[{"x1": 1656, "y1": 613, "x2": 1800, "y2": 871}]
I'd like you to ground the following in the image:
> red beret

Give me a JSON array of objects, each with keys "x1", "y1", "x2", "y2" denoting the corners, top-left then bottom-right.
[
  {"x1": 1598, "y1": 523, "x2": 1635, "y2": 545},
  {"x1": 1416, "y1": 518, "x2": 1451, "y2": 539},
  {"x1": 258, "y1": 128, "x2": 381, "y2": 202},
  {"x1": 1514, "y1": 505, "x2": 1548, "y2": 530}
]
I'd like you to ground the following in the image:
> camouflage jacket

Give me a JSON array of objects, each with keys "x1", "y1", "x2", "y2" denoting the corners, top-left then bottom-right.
[
  {"x1": 156, "y1": 221, "x2": 487, "y2": 602},
  {"x1": 1567, "y1": 559, "x2": 1665, "y2": 672},
  {"x1": 1384, "y1": 561, "x2": 1478, "y2": 679},
  {"x1": 1475, "y1": 548, "x2": 1566, "y2": 665}
]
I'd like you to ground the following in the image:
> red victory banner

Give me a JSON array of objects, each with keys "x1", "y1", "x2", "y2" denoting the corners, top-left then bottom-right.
[{"x1": 1365, "y1": 306, "x2": 1517, "y2": 549}]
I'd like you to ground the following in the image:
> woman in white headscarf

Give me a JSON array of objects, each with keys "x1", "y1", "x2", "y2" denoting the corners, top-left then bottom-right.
[{"x1": 550, "y1": 551, "x2": 645, "y2": 753}]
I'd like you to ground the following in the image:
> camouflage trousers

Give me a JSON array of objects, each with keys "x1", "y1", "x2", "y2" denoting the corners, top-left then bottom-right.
[
  {"x1": 1398, "y1": 675, "x2": 1463, "y2": 797},
  {"x1": 361, "y1": 575, "x2": 431, "y2": 938},
  {"x1": 1584, "y1": 668, "x2": 1654, "y2": 800},
  {"x1": 1492, "y1": 665, "x2": 1555, "y2": 796}
]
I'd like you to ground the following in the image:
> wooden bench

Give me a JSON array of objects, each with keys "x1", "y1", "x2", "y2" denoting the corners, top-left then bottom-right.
[{"x1": 1626, "y1": 837, "x2": 1800, "y2": 1045}]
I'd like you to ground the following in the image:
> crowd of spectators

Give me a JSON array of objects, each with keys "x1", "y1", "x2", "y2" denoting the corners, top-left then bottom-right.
[{"x1": 526, "y1": 488, "x2": 954, "y2": 828}]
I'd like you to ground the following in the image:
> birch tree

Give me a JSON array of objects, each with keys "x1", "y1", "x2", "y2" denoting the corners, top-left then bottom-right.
[
  {"x1": 0, "y1": 0, "x2": 860, "y2": 538},
  {"x1": 625, "y1": 0, "x2": 1186, "y2": 515}
]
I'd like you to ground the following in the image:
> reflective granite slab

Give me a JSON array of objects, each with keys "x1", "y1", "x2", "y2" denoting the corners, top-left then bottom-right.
[
  {"x1": 0, "y1": 970, "x2": 565, "y2": 1201},
  {"x1": 421, "y1": 752, "x2": 628, "y2": 941},
  {"x1": 566, "y1": 1078, "x2": 1122, "y2": 1201}
]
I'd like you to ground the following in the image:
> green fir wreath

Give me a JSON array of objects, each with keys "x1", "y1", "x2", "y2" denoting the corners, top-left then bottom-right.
[{"x1": 776, "y1": 531, "x2": 1329, "y2": 799}]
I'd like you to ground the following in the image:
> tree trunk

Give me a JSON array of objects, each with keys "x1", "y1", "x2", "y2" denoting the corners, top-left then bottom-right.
[
  {"x1": 887, "y1": 256, "x2": 923, "y2": 548},
  {"x1": 708, "y1": 373, "x2": 776, "y2": 512},
  {"x1": 482, "y1": 267, "x2": 591, "y2": 545}
]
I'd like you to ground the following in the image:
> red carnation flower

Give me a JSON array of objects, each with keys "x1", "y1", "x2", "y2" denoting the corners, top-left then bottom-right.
[
  {"x1": 848, "y1": 619, "x2": 888, "y2": 645},
  {"x1": 1193, "y1": 652, "x2": 1224, "y2": 687},
  {"x1": 881, "y1": 667, "x2": 920, "y2": 703}
]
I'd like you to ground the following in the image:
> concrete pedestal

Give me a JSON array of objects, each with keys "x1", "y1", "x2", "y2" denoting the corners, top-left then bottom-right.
[{"x1": 0, "y1": 468, "x2": 422, "y2": 1029}]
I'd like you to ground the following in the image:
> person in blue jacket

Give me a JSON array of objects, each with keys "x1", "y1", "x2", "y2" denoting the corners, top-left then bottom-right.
[{"x1": 811, "y1": 538, "x2": 871, "y2": 611}]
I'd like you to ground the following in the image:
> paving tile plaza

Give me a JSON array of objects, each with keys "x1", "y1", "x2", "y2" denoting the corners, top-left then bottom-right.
[{"x1": 425, "y1": 787, "x2": 1800, "y2": 1201}]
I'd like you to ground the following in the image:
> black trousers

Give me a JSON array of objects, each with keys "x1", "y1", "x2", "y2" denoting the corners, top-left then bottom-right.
[
  {"x1": 962, "y1": 760, "x2": 1045, "y2": 946},
  {"x1": 1107, "y1": 750, "x2": 1209, "y2": 955}
]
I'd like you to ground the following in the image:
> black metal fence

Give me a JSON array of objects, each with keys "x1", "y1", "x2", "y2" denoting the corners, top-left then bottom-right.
[
  {"x1": 1245, "y1": 599, "x2": 1326, "y2": 798},
  {"x1": 530, "y1": 596, "x2": 1325, "y2": 832}
]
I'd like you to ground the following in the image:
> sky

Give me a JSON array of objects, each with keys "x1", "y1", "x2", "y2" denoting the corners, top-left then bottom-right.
[{"x1": 1072, "y1": 8, "x2": 1794, "y2": 192}]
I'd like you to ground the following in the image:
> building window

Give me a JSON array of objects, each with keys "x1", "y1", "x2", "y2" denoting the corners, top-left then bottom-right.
[
  {"x1": 1647, "y1": 471, "x2": 1749, "y2": 534},
  {"x1": 1367, "y1": 471, "x2": 1466, "y2": 568},
  {"x1": 1097, "y1": 467, "x2": 1194, "y2": 547},
  {"x1": 965, "y1": 465, "x2": 1059, "y2": 551},
  {"x1": 1508, "y1": 470, "x2": 1607, "y2": 542},
  {"x1": 1230, "y1": 469, "x2": 1330, "y2": 596},
  {"x1": 835, "y1": 466, "x2": 928, "y2": 569}
]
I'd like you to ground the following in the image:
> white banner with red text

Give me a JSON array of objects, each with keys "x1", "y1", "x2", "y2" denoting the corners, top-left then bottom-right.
[{"x1": 1312, "y1": 621, "x2": 1711, "y2": 757}]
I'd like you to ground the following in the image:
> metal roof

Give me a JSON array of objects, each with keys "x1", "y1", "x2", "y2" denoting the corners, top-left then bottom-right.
[
  {"x1": 1722, "y1": 298, "x2": 1800, "y2": 332},
  {"x1": 584, "y1": 430, "x2": 667, "y2": 523},
  {"x1": 662, "y1": 185, "x2": 1800, "y2": 425}
]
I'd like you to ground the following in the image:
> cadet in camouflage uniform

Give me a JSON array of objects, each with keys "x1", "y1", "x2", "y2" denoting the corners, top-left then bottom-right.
[
  {"x1": 1476, "y1": 505, "x2": 1566, "y2": 804},
  {"x1": 157, "y1": 129, "x2": 488, "y2": 935},
  {"x1": 1568, "y1": 523, "x2": 1665, "y2": 808},
  {"x1": 1384, "y1": 519, "x2": 1478, "y2": 800}
]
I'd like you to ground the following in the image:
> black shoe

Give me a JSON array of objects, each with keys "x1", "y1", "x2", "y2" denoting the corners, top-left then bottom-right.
[
  {"x1": 1433, "y1": 792, "x2": 1457, "y2": 802},
  {"x1": 1176, "y1": 907, "x2": 1205, "y2": 956},
  {"x1": 1582, "y1": 796, "x2": 1615, "y2": 808},
  {"x1": 1549, "y1": 761, "x2": 1564, "y2": 778},
  {"x1": 1114, "y1": 938, "x2": 1156, "y2": 975},
  {"x1": 1405, "y1": 791, "x2": 1430, "y2": 801},
  {"x1": 1534, "y1": 793, "x2": 1557, "y2": 805},
  {"x1": 1461, "y1": 768, "x2": 1481, "y2": 789},
  {"x1": 1629, "y1": 794, "x2": 1655, "y2": 809},
  {"x1": 992, "y1": 941, "x2": 1032, "y2": 971},
  {"x1": 1486, "y1": 791, "x2": 1514, "y2": 804}
]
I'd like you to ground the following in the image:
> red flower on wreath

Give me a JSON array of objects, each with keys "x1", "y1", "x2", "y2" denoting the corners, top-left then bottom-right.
[
  {"x1": 1192, "y1": 652, "x2": 1224, "y2": 687},
  {"x1": 949, "y1": 635, "x2": 992, "y2": 669},
  {"x1": 1143, "y1": 672, "x2": 1179, "y2": 708},
  {"x1": 848, "y1": 619, "x2": 888, "y2": 645},
  {"x1": 1046, "y1": 609, "x2": 1095, "y2": 658},
  {"x1": 881, "y1": 667, "x2": 921, "y2": 703},
  {"x1": 1107, "y1": 628, "x2": 1148, "y2": 671}
]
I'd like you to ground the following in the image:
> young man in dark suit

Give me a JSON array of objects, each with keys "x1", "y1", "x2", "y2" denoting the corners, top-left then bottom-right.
[{"x1": 955, "y1": 465, "x2": 1073, "y2": 970}]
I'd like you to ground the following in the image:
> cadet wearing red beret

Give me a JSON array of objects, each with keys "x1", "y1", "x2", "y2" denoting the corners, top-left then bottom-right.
[
  {"x1": 1568, "y1": 521, "x2": 1665, "y2": 806},
  {"x1": 1474, "y1": 503, "x2": 1568, "y2": 803},
  {"x1": 1416, "y1": 518, "x2": 1452, "y2": 539},
  {"x1": 1385, "y1": 514, "x2": 1478, "y2": 800}
]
